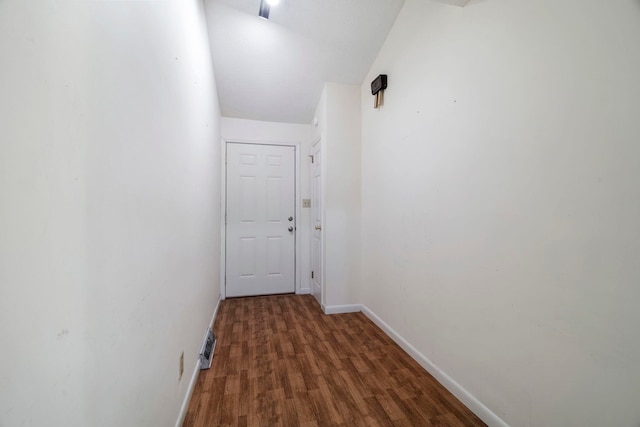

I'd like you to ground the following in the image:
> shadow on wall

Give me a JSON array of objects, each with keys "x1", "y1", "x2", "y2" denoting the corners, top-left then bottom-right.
[{"x1": 466, "y1": 0, "x2": 490, "y2": 7}]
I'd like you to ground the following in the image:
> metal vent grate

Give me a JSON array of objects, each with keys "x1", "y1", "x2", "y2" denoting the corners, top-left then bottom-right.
[{"x1": 199, "y1": 328, "x2": 216, "y2": 370}]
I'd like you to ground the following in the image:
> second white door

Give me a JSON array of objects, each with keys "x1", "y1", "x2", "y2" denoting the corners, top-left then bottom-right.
[
  {"x1": 311, "y1": 139, "x2": 322, "y2": 304},
  {"x1": 226, "y1": 143, "x2": 296, "y2": 297}
]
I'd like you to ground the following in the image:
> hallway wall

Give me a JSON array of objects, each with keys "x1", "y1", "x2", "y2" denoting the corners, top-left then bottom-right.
[
  {"x1": 360, "y1": 0, "x2": 640, "y2": 425},
  {"x1": 312, "y1": 84, "x2": 362, "y2": 309},
  {"x1": 0, "y1": 1, "x2": 221, "y2": 425}
]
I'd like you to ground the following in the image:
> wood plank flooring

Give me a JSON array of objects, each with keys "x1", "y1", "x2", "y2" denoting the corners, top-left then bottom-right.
[{"x1": 183, "y1": 295, "x2": 486, "y2": 427}]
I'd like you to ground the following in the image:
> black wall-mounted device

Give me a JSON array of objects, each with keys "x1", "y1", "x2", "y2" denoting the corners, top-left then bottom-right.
[
  {"x1": 371, "y1": 74, "x2": 388, "y2": 95},
  {"x1": 371, "y1": 74, "x2": 388, "y2": 108}
]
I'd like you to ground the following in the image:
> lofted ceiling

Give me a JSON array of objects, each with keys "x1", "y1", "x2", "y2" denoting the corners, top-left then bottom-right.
[{"x1": 203, "y1": 0, "x2": 405, "y2": 124}]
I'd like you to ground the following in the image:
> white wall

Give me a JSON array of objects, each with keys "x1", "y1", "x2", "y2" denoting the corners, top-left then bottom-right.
[
  {"x1": 361, "y1": 0, "x2": 640, "y2": 426},
  {"x1": 312, "y1": 84, "x2": 362, "y2": 309},
  {"x1": 0, "y1": 1, "x2": 221, "y2": 426},
  {"x1": 221, "y1": 117, "x2": 313, "y2": 294}
]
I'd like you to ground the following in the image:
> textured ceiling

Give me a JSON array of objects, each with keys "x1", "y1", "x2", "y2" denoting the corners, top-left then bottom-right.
[{"x1": 204, "y1": 0, "x2": 405, "y2": 124}]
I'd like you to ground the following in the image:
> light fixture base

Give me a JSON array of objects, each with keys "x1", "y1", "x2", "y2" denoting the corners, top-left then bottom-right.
[{"x1": 258, "y1": 0, "x2": 270, "y2": 19}]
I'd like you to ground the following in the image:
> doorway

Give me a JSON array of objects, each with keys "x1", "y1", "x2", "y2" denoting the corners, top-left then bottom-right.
[{"x1": 225, "y1": 142, "x2": 296, "y2": 297}]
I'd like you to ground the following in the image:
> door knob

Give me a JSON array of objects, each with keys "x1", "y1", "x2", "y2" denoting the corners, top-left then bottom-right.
[
  {"x1": 288, "y1": 226, "x2": 294, "y2": 232},
  {"x1": 315, "y1": 225, "x2": 322, "y2": 231},
  {"x1": 288, "y1": 216, "x2": 293, "y2": 221}
]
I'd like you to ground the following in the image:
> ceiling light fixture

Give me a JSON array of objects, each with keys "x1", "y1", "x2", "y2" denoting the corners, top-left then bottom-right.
[{"x1": 259, "y1": 0, "x2": 280, "y2": 19}]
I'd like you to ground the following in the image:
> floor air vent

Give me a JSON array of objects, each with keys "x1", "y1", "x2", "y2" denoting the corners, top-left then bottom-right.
[{"x1": 199, "y1": 328, "x2": 216, "y2": 370}]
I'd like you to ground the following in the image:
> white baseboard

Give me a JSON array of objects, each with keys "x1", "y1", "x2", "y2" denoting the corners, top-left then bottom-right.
[
  {"x1": 175, "y1": 295, "x2": 222, "y2": 427},
  {"x1": 175, "y1": 358, "x2": 201, "y2": 427},
  {"x1": 208, "y1": 295, "x2": 222, "y2": 330},
  {"x1": 323, "y1": 303, "x2": 363, "y2": 315},
  {"x1": 297, "y1": 287, "x2": 311, "y2": 295},
  {"x1": 360, "y1": 305, "x2": 508, "y2": 427}
]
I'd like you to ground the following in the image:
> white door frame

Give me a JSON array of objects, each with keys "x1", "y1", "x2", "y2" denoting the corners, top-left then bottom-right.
[{"x1": 220, "y1": 139, "x2": 302, "y2": 300}]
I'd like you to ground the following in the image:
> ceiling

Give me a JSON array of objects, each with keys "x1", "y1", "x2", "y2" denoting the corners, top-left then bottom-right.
[{"x1": 203, "y1": 0, "x2": 405, "y2": 124}]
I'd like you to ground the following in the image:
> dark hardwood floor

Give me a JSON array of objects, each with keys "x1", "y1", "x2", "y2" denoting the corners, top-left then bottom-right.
[{"x1": 183, "y1": 294, "x2": 486, "y2": 427}]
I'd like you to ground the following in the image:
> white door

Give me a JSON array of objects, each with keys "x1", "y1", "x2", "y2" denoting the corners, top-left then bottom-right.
[
  {"x1": 311, "y1": 140, "x2": 322, "y2": 304},
  {"x1": 226, "y1": 143, "x2": 296, "y2": 297}
]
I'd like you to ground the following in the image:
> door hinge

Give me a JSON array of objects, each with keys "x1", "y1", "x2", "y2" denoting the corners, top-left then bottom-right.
[
  {"x1": 311, "y1": 271, "x2": 314, "y2": 279},
  {"x1": 309, "y1": 155, "x2": 314, "y2": 164}
]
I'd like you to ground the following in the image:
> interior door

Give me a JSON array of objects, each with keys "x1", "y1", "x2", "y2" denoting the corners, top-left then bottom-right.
[
  {"x1": 311, "y1": 139, "x2": 322, "y2": 304},
  {"x1": 226, "y1": 143, "x2": 296, "y2": 297}
]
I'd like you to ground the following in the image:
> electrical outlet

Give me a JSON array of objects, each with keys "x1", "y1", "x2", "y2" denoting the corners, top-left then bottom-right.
[
  {"x1": 179, "y1": 351, "x2": 184, "y2": 380},
  {"x1": 303, "y1": 199, "x2": 311, "y2": 208}
]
